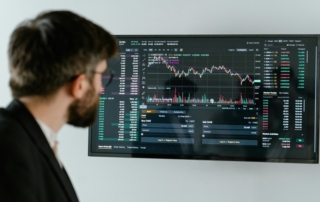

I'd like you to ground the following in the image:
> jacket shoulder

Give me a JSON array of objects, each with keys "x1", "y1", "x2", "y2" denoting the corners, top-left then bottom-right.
[
  {"x1": 0, "y1": 108, "x2": 23, "y2": 134},
  {"x1": 0, "y1": 108, "x2": 30, "y2": 148}
]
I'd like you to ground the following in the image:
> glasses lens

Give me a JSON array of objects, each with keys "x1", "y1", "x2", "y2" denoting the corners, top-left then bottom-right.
[{"x1": 104, "y1": 69, "x2": 114, "y2": 88}]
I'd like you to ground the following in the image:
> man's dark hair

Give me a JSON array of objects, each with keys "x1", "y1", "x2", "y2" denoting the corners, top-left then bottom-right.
[{"x1": 8, "y1": 10, "x2": 119, "y2": 98}]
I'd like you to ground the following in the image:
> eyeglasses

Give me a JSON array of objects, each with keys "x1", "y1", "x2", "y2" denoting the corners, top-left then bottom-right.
[{"x1": 91, "y1": 68, "x2": 115, "y2": 88}]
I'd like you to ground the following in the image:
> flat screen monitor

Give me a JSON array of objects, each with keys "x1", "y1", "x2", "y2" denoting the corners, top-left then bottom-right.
[{"x1": 89, "y1": 35, "x2": 319, "y2": 163}]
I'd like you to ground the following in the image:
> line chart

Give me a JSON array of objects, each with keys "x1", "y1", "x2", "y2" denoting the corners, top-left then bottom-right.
[
  {"x1": 148, "y1": 55, "x2": 254, "y2": 86},
  {"x1": 144, "y1": 52, "x2": 256, "y2": 105}
]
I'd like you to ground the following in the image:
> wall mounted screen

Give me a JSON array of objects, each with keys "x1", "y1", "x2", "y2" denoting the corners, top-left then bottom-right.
[{"x1": 89, "y1": 35, "x2": 319, "y2": 163}]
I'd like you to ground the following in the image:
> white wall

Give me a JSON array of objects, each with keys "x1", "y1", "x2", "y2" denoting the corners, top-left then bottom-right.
[{"x1": 1, "y1": 0, "x2": 320, "y2": 201}]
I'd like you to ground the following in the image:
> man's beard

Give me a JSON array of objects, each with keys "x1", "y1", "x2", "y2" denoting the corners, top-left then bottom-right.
[{"x1": 67, "y1": 85, "x2": 100, "y2": 127}]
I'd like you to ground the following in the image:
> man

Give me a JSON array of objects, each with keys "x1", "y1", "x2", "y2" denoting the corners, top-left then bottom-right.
[{"x1": 0, "y1": 11, "x2": 119, "y2": 201}]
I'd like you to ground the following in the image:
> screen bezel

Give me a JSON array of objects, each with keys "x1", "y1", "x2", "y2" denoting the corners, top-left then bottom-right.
[{"x1": 88, "y1": 34, "x2": 320, "y2": 164}]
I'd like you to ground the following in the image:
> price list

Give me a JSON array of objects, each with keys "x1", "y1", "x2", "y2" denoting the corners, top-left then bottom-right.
[
  {"x1": 262, "y1": 99, "x2": 269, "y2": 130},
  {"x1": 279, "y1": 50, "x2": 290, "y2": 89},
  {"x1": 294, "y1": 99, "x2": 303, "y2": 131},
  {"x1": 263, "y1": 49, "x2": 278, "y2": 88},
  {"x1": 297, "y1": 49, "x2": 305, "y2": 89},
  {"x1": 98, "y1": 97, "x2": 107, "y2": 140},
  {"x1": 114, "y1": 52, "x2": 139, "y2": 95},
  {"x1": 115, "y1": 98, "x2": 139, "y2": 142},
  {"x1": 99, "y1": 97, "x2": 139, "y2": 142},
  {"x1": 97, "y1": 49, "x2": 141, "y2": 142},
  {"x1": 282, "y1": 99, "x2": 289, "y2": 130}
]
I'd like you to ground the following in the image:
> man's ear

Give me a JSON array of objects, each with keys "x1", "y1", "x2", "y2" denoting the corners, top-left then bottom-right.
[{"x1": 70, "y1": 74, "x2": 89, "y2": 99}]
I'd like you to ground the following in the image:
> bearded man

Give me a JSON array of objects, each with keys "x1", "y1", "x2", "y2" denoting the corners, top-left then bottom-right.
[{"x1": 0, "y1": 10, "x2": 118, "y2": 202}]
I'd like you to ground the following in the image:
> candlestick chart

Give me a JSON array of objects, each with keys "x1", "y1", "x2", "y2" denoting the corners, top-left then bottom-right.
[{"x1": 144, "y1": 53, "x2": 256, "y2": 105}]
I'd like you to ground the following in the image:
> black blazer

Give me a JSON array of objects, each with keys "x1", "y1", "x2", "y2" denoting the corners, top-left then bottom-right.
[{"x1": 0, "y1": 100, "x2": 79, "y2": 202}]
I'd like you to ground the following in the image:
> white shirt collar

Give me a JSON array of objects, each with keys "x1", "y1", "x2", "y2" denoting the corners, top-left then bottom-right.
[
  {"x1": 36, "y1": 119, "x2": 57, "y2": 148},
  {"x1": 36, "y1": 119, "x2": 62, "y2": 168}
]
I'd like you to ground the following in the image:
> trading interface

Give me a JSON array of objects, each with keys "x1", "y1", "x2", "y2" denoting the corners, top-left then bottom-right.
[{"x1": 90, "y1": 36, "x2": 318, "y2": 162}]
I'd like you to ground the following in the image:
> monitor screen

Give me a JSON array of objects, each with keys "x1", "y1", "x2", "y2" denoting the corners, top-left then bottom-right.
[{"x1": 89, "y1": 35, "x2": 319, "y2": 163}]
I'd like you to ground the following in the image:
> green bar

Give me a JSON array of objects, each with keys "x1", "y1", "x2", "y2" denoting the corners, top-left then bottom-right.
[
  {"x1": 254, "y1": 79, "x2": 261, "y2": 83},
  {"x1": 182, "y1": 92, "x2": 184, "y2": 103},
  {"x1": 296, "y1": 138, "x2": 304, "y2": 143}
]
